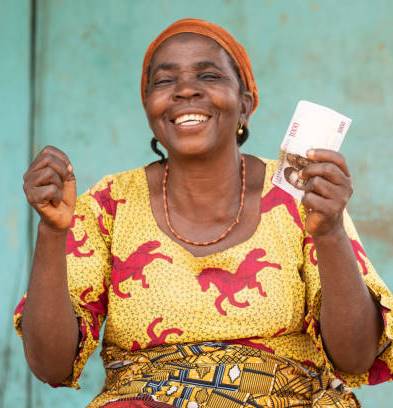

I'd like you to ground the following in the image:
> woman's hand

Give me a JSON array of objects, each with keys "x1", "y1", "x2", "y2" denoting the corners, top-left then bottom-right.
[
  {"x1": 301, "y1": 149, "x2": 382, "y2": 373},
  {"x1": 22, "y1": 147, "x2": 80, "y2": 383},
  {"x1": 23, "y1": 146, "x2": 76, "y2": 231},
  {"x1": 300, "y1": 149, "x2": 353, "y2": 237}
]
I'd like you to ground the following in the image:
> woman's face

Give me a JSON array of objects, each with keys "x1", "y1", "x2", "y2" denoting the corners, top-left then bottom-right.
[{"x1": 144, "y1": 33, "x2": 252, "y2": 159}]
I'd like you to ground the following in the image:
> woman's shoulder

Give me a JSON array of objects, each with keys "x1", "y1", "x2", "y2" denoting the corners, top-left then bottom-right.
[
  {"x1": 256, "y1": 156, "x2": 279, "y2": 172},
  {"x1": 91, "y1": 166, "x2": 145, "y2": 192},
  {"x1": 248, "y1": 155, "x2": 279, "y2": 189},
  {"x1": 77, "y1": 165, "x2": 148, "y2": 206}
]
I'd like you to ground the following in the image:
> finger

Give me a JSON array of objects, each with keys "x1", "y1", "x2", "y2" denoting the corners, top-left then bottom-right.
[
  {"x1": 304, "y1": 175, "x2": 345, "y2": 199},
  {"x1": 307, "y1": 149, "x2": 350, "y2": 177},
  {"x1": 30, "y1": 145, "x2": 70, "y2": 166},
  {"x1": 302, "y1": 191, "x2": 334, "y2": 215},
  {"x1": 40, "y1": 145, "x2": 72, "y2": 165},
  {"x1": 301, "y1": 161, "x2": 350, "y2": 186},
  {"x1": 29, "y1": 146, "x2": 72, "y2": 175},
  {"x1": 28, "y1": 153, "x2": 71, "y2": 182},
  {"x1": 28, "y1": 166, "x2": 64, "y2": 190},
  {"x1": 27, "y1": 184, "x2": 63, "y2": 207}
]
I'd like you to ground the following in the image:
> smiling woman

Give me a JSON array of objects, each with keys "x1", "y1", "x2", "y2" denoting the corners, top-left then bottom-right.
[
  {"x1": 144, "y1": 34, "x2": 253, "y2": 168},
  {"x1": 13, "y1": 18, "x2": 393, "y2": 408},
  {"x1": 145, "y1": 33, "x2": 250, "y2": 163}
]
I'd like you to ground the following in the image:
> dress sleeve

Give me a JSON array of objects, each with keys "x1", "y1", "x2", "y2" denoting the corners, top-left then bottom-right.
[
  {"x1": 302, "y1": 208, "x2": 393, "y2": 387},
  {"x1": 13, "y1": 178, "x2": 113, "y2": 389}
]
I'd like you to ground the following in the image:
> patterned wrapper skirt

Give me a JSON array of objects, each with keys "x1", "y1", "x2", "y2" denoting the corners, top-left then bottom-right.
[{"x1": 89, "y1": 342, "x2": 360, "y2": 408}]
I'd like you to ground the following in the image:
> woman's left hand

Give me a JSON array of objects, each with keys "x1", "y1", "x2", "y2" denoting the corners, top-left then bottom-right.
[{"x1": 300, "y1": 149, "x2": 353, "y2": 237}]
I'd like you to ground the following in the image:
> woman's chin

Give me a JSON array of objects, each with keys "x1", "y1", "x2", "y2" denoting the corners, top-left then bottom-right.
[
  {"x1": 173, "y1": 141, "x2": 216, "y2": 159},
  {"x1": 168, "y1": 136, "x2": 219, "y2": 158}
]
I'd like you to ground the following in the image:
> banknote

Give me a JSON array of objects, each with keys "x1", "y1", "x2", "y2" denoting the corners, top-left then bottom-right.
[{"x1": 272, "y1": 100, "x2": 352, "y2": 200}]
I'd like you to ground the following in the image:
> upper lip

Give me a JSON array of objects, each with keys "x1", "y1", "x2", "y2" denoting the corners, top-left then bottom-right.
[{"x1": 169, "y1": 108, "x2": 212, "y2": 123}]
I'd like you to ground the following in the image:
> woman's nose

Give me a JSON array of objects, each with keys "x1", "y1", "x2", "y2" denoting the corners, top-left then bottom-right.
[{"x1": 172, "y1": 78, "x2": 203, "y2": 101}]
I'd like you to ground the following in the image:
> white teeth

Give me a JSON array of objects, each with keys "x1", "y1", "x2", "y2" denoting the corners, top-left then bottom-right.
[
  {"x1": 174, "y1": 114, "x2": 209, "y2": 125},
  {"x1": 180, "y1": 120, "x2": 201, "y2": 126}
]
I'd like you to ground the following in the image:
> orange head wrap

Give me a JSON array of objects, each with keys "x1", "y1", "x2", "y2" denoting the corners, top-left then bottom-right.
[{"x1": 141, "y1": 18, "x2": 259, "y2": 113}]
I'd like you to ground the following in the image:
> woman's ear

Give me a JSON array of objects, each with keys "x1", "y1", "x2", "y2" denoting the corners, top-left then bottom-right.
[{"x1": 240, "y1": 91, "x2": 254, "y2": 126}]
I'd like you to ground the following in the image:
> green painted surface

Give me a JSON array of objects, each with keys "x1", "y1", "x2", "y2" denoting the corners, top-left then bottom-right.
[
  {"x1": 2, "y1": 0, "x2": 392, "y2": 406},
  {"x1": 0, "y1": 1, "x2": 31, "y2": 407}
]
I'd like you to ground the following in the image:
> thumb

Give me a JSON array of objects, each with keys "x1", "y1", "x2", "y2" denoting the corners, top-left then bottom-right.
[{"x1": 63, "y1": 166, "x2": 77, "y2": 208}]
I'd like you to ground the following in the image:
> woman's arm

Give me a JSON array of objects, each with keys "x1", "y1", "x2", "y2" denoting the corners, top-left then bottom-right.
[
  {"x1": 21, "y1": 146, "x2": 79, "y2": 384},
  {"x1": 301, "y1": 149, "x2": 383, "y2": 374},
  {"x1": 314, "y1": 227, "x2": 382, "y2": 373},
  {"x1": 22, "y1": 223, "x2": 79, "y2": 383}
]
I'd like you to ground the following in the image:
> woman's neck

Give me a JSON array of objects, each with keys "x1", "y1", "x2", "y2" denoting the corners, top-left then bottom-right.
[{"x1": 165, "y1": 149, "x2": 243, "y2": 224}]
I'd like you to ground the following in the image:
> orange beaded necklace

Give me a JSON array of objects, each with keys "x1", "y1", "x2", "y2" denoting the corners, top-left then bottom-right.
[{"x1": 162, "y1": 156, "x2": 246, "y2": 246}]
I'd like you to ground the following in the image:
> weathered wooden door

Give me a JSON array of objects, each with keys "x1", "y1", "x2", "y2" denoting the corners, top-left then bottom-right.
[{"x1": 1, "y1": 1, "x2": 393, "y2": 406}]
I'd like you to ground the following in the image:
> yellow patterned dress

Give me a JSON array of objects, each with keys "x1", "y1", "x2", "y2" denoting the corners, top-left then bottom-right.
[{"x1": 14, "y1": 159, "x2": 393, "y2": 407}]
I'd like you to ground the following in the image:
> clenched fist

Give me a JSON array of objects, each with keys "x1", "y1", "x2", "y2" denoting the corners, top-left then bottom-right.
[
  {"x1": 23, "y1": 146, "x2": 76, "y2": 231},
  {"x1": 300, "y1": 149, "x2": 353, "y2": 237}
]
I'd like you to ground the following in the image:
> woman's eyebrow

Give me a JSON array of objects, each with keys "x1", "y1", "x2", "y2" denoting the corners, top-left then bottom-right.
[
  {"x1": 152, "y1": 60, "x2": 224, "y2": 75},
  {"x1": 152, "y1": 62, "x2": 179, "y2": 75},
  {"x1": 193, "y1": 61, "x2": 223, "y2": 71}
]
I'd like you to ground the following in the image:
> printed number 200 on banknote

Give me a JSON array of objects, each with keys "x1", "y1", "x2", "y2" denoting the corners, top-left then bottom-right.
[{"x1": 272, "y1": 100, "x2": 352, "y2": 201}]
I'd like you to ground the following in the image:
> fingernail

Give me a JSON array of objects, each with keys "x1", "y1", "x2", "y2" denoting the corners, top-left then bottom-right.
[
  {"x1": 307, "y1": 149, "x2": 315, "y2": 159},
  {"x1": 67, "y1": 164, "x2": 73, "y2": 173}
]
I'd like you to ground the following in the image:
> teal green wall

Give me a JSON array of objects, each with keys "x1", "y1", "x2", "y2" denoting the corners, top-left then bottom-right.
[
  {"x1": 1, "y1": 0, "x2": 392, "y2": 406},
  {"x1": 0, "y1": 1, "x2": 31, "y2": 407}
]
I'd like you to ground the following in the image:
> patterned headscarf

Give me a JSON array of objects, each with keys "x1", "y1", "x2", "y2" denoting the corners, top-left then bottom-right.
[{"x1": 141, "y1": 18, "x2": 259, "y2": 113}]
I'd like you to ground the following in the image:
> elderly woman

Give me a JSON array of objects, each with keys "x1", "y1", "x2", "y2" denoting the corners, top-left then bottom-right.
[{"x1": 15, "y1": 18, "x2": 393, "y2": 408}]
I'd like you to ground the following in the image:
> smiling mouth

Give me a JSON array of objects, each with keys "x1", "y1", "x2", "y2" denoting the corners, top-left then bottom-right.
[{"x1": 172, "y1": 113, "x2": 210, "y2": 127}]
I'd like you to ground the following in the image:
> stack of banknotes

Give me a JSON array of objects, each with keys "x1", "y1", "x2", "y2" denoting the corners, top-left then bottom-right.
[{"x1": 272, "y1": 100, "x2": 352, "y2": 200}]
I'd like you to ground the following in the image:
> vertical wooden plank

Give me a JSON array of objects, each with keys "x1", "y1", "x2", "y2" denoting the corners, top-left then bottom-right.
[{"x1": 0, "y1": 1, "x2": 31, "y2": 407}]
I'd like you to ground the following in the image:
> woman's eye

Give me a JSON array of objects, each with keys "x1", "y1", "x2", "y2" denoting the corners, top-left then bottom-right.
[
  {"x1": 199, "y1": 72, "x2": 221, "y2": 80},
  {"x1": 153, "y1": 78, "x2": 174, "y2": 86}
]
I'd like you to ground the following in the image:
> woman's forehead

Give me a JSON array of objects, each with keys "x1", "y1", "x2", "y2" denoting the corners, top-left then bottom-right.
[{"x1": 149, "y1": 33, "x2": 231, "y2": 69}]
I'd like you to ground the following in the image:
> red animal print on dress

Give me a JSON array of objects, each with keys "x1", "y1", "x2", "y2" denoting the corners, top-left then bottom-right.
[
  {"x1": 227, "y1": 337, "x2": 275, "y2": 354},
  {"x1": 98, "y1": 214, "x2": 110, "y2": 235},
  {"x1": 303, "y1": 236, "x2": 317, "y2": 265},
  {"x1": 368, "y1": 358, "x2": 393, "y2": 385},
  {"x1": 66, "y1": 215, "x2": 94, "y2": 257},
  {"x1": 91, "y1": 180, "x2": 126, "y2": 217},
  {"x1": 302, "y1": 237, "x2": 368, "y2": 275},
  {"x1": 351, "y1": 239, "x2": 368, "y2": 275},
  {"x1": 14, "y1": 296, "x2": 26, "y2": 316},
  {"x1": 272, "y1": 327, "x2": 287, "y2": 337},
  {"x1": 260, "y1": 186, "x2": 303, "y2": 230},
  {"x1": 80, "y1": 279, "x2": 108, "y2": 340},
  {"x1": 197, "y1": 248, "x2": 281, "y2": 316},
  {"x1": 111, "y1": 241, "x2": 172, "y2": 299},
  {"x1": 131, "y1": 317, "x2": 183, "y2": 350},
  {"x1": 130, "y1": 340, "x2": 140, "y2": 351}
]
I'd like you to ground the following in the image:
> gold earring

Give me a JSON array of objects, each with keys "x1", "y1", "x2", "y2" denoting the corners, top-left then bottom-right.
[{"x1": 237, "y1": 123, "x2": 244, "y2": 136}]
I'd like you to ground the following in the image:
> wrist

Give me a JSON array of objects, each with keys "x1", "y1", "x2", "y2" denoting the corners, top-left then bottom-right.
[
  {"x1": 38, "y1": 220, "x2": 69, "y2": 237},
  {"x1": 312, "y1": 225, "x2": 347, "y2": 246}
]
